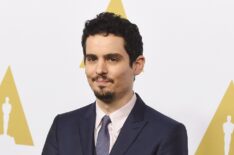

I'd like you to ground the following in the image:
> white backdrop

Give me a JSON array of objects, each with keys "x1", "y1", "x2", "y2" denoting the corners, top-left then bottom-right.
[{"x1": 1, "y1": 0, "x2": 234, "y2": 154}]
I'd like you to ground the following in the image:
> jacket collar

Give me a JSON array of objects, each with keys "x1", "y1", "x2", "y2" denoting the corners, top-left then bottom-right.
[
  {"x1": 78, "y1": 93, "x2": 147, "y2": 155},
  {"x1": 109, "y1": 93, "x2": 147, "y2": 155}
]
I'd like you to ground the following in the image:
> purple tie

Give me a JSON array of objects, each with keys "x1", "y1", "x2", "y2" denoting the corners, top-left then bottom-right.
[{"x1": 96, "y1": 115, "x2": 111, "y2": 155}]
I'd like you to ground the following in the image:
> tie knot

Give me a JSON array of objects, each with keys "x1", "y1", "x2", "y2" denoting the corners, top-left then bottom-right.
[{"x1": 102, "y1": 115, "x2": 111, "y2": 127}]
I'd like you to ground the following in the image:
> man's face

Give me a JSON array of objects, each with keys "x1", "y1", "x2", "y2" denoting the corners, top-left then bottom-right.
[{"x1": 84, "y1": 34, "x2": 135, "y2": 103}]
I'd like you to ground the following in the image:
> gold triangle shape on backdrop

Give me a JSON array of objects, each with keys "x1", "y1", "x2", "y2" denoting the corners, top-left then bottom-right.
[
  {"x1": 106, "y1": 0, "x2": 127, "y2": 18},
  {"x1": 79, "y1": 0, "x2": 127, "y2": 68},
  {"x1": 0, "y1": 67, "x2": 33, "y2": 145},
  {"x1": 80, "y1": 61, "x2": 85, "y2": 68},
  {"x1": 195, "y1": 81, "x2": 234, "y2": 155}
]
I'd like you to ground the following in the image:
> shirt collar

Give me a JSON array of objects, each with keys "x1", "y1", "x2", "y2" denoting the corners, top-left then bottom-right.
[{"x1": 95, "y1": 93, "x2": 137, "y2": 131}]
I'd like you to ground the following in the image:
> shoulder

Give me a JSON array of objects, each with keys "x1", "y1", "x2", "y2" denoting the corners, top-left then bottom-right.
[
  {"x1": 145, "y1": 105, "x2": 183, "y2": 128},
  {"x1": 136, "y1": 94, "x2": 184, "y2": 128},
  {"x1": 135, "y1": 94, "x2": 186, "y2": 137},
  {"x1": 140, "y1": 104, "x2": 187, "y2": 147},
  {"x1": 142, "y1": 106, "x2": 188, "y2": 154},
  {"x1": 53, "y1": 103, "x2": 95, "y2": 125},
  {"x1": 148, "y1": 104, "x2": 185, "y2": 128}
]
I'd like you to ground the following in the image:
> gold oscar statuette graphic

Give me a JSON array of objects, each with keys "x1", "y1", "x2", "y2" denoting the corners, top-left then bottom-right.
[
  {"x1": 196, "y1": 81, "x2": 234, "y2": 155},
  {"x1": 0, "y1": 67, "x2": 33, "y2": 146},
  {"x1": 79, "y1": 0, "x2": 127, "y2": 68}
]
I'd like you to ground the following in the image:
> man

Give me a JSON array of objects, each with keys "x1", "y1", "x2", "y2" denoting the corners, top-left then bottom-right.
[{"x1": 42, "y1": 12, "x2": 188, "y2": 155}]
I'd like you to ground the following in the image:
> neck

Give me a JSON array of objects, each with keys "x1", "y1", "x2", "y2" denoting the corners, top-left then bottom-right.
[{"x1": 96, "y1": 91, "x2": 134, "y2": 114}]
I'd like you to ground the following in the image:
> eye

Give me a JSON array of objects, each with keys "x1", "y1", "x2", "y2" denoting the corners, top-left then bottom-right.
[
  {"x1": 85, "y1": 55, "x2": 97, "y2": 62},
  {"x1": 108, "y1": 56, "x2": 118, "y2": 62},
  {"x1": 106, "y1": 55, "x2": 121, "y2": 62}
]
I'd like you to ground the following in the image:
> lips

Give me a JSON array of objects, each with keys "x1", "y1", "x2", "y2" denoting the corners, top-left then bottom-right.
[
  {"x1": 92, "y1": 76, "x2": 113, "y2": 85},
  {"x1": 96, "y1": 77, "x2": 110, "y2": 82}
]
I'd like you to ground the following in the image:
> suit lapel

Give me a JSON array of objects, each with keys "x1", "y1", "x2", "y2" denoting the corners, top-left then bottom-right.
[
  {"x1": 110, "y1": 94, "x2": 147, "y2": 155},
  {"x1": 79, "y1": 103, "x2": 96, "y2": 155}
]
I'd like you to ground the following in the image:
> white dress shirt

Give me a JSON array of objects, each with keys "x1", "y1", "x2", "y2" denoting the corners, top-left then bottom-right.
[{"x1": 94, "y1": 93, "x2": 136, "y2": 153}]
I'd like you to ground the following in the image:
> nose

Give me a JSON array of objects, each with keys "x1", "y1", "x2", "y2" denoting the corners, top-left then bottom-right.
[{"x1": 96, "y1": 59, "x2": 107, "y2": 75}]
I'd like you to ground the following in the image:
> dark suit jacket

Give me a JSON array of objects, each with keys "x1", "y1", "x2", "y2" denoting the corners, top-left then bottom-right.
[{"x1": 42, "y1": 94, "x2": 188, "y2": 155}]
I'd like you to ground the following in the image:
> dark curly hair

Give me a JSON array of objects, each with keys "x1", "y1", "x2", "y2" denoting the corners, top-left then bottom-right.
[{"x1": 81, "y1": 12, "x2": 143, "y2": 66}]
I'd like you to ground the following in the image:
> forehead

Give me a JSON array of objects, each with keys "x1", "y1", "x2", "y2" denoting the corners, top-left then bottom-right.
[{"x1": 85, "y1": 34, "x2": 127, "y2": 56}]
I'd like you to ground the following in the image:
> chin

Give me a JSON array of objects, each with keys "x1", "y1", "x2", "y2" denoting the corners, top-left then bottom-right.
[{"x1": 93, "y1": 89, "x2": 115, "y2": 103}]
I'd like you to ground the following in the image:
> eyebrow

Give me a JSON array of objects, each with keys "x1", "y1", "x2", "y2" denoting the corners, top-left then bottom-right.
[
  {"x1": 85, "y1": 53, "x2": 123, "y2": 59},
  {"x1": 85, "y1": 54, "x2": 97, "y2": 58},
  {"x1": 104, "y1": 53, "x2": 123, "y2": 59}
]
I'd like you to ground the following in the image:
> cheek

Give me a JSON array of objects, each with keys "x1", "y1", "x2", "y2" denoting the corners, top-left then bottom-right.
[
  {"x1": 85, "y1": 66, "x2": 94, "y2": 78},
  {"x1": 85, "y1": 69, "x2": 89, "y2": 77},
  {"x1": 113, "y1": 69, "x2": 134, "y2": 85},
  {"x1": 85, "y1": 71, "x2": 94, "y2": 86}
]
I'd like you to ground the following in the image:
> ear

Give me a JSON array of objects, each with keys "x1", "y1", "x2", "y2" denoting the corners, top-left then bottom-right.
[{"x1": 132, "y1": 55, "x2": 145, "y2": 76}]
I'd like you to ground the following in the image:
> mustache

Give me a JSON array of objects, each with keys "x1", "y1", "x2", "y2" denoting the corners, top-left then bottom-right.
[{"x1": 92, "y1": 75, "x2": 114, "y2": 83}]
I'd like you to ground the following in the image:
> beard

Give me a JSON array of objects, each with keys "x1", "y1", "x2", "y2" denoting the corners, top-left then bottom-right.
[
  {"x1": 90, "y1": 74, "x2": 115, "y2": 103},
  {"x1": 93, "y1": 89, "x2": 115, "y2": 103}
]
